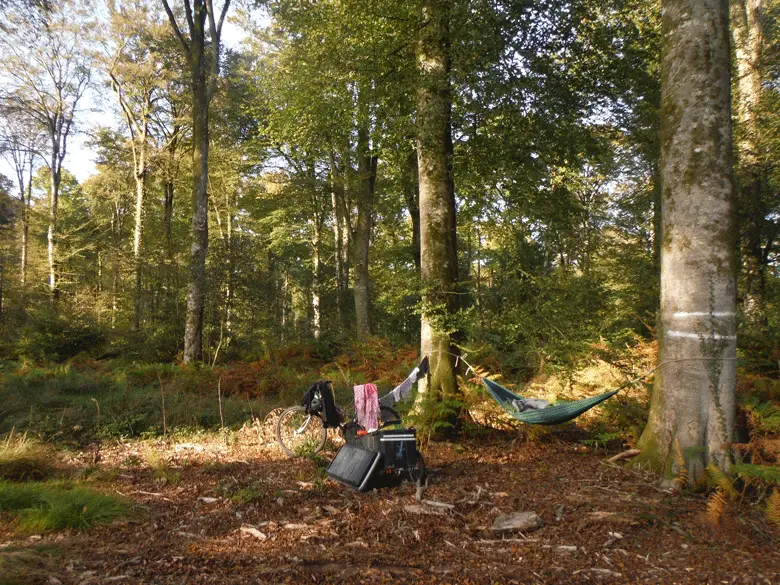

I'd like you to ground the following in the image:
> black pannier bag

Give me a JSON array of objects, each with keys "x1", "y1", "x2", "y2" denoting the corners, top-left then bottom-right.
[
  {"x1": 299, "y1": 380, "x2": 342, "y2": 428},
  {"x1": 353, "y1": 429, "x2": 418, "y2": 470}
]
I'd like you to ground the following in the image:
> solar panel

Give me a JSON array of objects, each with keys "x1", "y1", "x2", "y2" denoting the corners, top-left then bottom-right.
[{"x1": 326, "y1": 444, "x2": 384, "y2": 492}]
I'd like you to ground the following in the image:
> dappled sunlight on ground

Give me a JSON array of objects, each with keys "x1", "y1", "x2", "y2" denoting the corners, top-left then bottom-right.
[{"x1": 1, "y1": 422, "x2": 777, "y2": 584}]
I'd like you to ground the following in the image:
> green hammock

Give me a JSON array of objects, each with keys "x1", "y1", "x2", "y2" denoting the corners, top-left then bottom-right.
[{"x1": 482, "y1": 377, "x2": 619, "y2": 425}]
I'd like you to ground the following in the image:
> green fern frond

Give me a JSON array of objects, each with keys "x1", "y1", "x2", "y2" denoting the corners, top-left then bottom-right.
[
  {"x1": 706, "y1": 463, "x2": 739, "y2": 501},
  {"x1": 732, "y1": 464, "x2": 780, "y2": 486}
]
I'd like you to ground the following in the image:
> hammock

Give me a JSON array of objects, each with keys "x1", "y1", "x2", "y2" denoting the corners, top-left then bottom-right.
[{"x1": 482, "y1": 377, "x2": 619, "y2": 426}]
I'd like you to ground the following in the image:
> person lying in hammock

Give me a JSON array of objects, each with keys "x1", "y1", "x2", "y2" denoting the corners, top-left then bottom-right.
[{"x1": 511, "y1": 397, "x2": 551, "y2": 411}]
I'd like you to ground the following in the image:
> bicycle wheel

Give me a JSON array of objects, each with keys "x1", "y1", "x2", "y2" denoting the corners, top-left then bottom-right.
[
  {"x1": 408, "y1": 452, "x2": 426, "y2": 487},
  {"x1": 275, "y1": 406, "x2": 327, "y2": 457}
]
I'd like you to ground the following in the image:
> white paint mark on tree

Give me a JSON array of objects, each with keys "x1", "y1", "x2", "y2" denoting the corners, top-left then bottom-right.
[
  {"x1": 667, "y1": 331, "x2": 736, "y2": 340},
  {"x1": 672, "y1": 312, "x2": 735, "y2": 318}
]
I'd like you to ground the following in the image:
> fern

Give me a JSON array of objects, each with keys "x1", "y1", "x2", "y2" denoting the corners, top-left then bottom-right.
[
  {"x1": 753, "y1": 403, "x2": 780, "y2": 433},
  {"x1": 673, "y1": 438, "x2": 688, "y2": 488},
  {"x1": 767, "y1": 489, "x2": 780, "y2": 528},
  {"x1": 731, "y1": 463, "x2": 780, "y2": 486},
  {"x1": 706, "y1": 463, "x2": 739, "y2": 500},
  {"x1": 706, "y1": 488, "x2": 728, "y2": 525}
]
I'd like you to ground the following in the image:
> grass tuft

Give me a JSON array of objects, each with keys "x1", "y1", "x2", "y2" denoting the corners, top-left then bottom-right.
[
  {"x1": 0, "y1": 432, "x2": 57, "y2": 482},
  {"x1": 0, "y1": 481, "x2": 131, "y2": 533}
]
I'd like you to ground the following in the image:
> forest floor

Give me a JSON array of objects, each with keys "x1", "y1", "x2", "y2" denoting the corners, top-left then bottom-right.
[{"x1": 1, "y1": 421, "x2": 777, "y2": 585}]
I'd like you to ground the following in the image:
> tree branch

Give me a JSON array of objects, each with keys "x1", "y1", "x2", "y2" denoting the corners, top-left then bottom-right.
[{"x1": 161, "y1": 0, "x2": 191, "y2": 55}]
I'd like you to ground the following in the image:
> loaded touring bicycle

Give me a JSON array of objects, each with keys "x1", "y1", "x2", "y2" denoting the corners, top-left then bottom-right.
[{"x1": 275, "y1": 358, "x2": 429, "y2": 491}]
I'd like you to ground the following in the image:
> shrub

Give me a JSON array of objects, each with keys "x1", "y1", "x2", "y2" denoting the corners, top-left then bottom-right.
[{"x1": 14, "y1": 307, "x2": 107, "y2": 362}]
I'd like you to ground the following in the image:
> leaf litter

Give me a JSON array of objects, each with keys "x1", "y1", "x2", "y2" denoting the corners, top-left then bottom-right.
[{"x1": 1, "y1": 428, "x2": 777, "y2": 585}]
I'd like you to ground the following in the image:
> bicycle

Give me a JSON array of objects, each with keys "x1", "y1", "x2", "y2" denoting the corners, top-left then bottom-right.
[{"x1": 274, "y1": 381, "x2": 401, "y2": 457}]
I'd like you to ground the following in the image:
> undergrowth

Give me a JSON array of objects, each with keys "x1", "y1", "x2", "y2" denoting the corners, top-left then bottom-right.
[
  {"x1": 0, "y1": 432, "x2": 58, "y2": 482},
  {"x1": 700, "y1": 374, "x2": 780, "y2": 528},
  {"x1": 0, "y1": 545, "x2": 61, "y2": 585},
  {"x1": 0, "y1": 341, "x2": 421, "y2": 445},
  {"x1": 0, "y1": 481, "x2": 131, "y2": 533}
]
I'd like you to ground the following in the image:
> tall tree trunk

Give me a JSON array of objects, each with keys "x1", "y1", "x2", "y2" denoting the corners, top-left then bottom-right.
[
  {"x1": 163, "y1": 0, "x2": 230, "y2": 361},
  {"x1": 47, "y1": 148, "x2": 60, "y2": 299},
  {"x1": 402, "y1": 150, "x2": 421, "y2": 271},
  {"x1": 415, "y1": 0, "x2": 459, "y2": 405},
  {"x1": 131, "y1": 150, "x2": 146, "y2": 332},
  {"x1": 731, "y1": 0, "x2": 768, "y2": 329},
  {"x1": 183, "y1": 16, "x2": 209, "y2": 363},
  {"x1": 224, "y1": 190, "x2": 233, "y2": 335},
  {"x1": 339, "y1": 146, "x2": 352, "y2": 324},
  {"x1": 636, "y1": 0, "x2": 736, "y2": 481},
  {"x1": 329, "y1": 150, "x2": 346, "y2": 328},
  {"x1": 353, "y1": 122, "x2": 375, "y2": 340},
  {"x1": 651, "y1": 161, "x2": 662, "y2": 280},
  {"x1": 0, "y1": 255, "x2": 4, "y2": 324},
  {"x1": 312, "y1": 227, "x2": 321, "y2": 340},
  {"x1": 164, "y1": 180, "x2": 175, "y2": 259},
  {"x1": 111, "y1": 210, "x2": 119, "y2": 329},
  {"x1": 18, "y1": 174, "x2": 30, "y2": 289}
]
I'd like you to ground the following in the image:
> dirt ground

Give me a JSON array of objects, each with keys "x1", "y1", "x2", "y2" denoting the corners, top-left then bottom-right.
[{"x1": 2, "y1": 424, "x2": 778, "y2": 585}]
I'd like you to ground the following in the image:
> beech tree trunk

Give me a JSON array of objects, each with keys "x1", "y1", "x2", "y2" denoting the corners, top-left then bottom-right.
[
  {"x1": 402, "y1": 150, "x2": 421, "y2": 271},
  {"x1": 415, "y1": 0, "x2": 459, "y2": 404},
  {"x1": 329, "y1": 150, "x2": 346, "y2": 328},
  {"x1": 353, "y1": 122, "x2": 376, "y2": 340},
  {"x1": 131, "y1": 148, "x2": 146, "y2": 332},
  {"x1": 184, "y1": 38, "x2": 209, "y2": 363},
  {"x1": 636, "y1": 0, "x2": 737, "y2": 480},
  {"x1": 731, "y1": 0, "x2": 768, "y2": 329},
  {"x1": 162, "y1": 0, "x2": 229, "y2": 362},
  {"x1": 309, "y1": 163, "x2": 324, "y2": 341},
  {"x1": 47, "y1": 148, "x2": 61, "y2": 298},
  {"x1": 164, "y1": 180, "x2": 175, "y2": 257},
  {"x1": 18, "y1": 165, "x2": 33, "y2": 288},
  {"x1": 312, "y1": 228, "x2": 321, "y2": 340}
]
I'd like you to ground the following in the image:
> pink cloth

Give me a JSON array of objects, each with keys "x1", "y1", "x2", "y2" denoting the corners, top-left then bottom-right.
[{"x1": 353, "y1": 383, "x2": 379, "y2": 430}]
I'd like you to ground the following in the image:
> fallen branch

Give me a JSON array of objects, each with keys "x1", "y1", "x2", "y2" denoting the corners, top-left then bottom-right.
[
  {"x1": 421, "y1": 499, "x2": 455, "y2": 510},
  {"x1": 477, "y1": 538, "x2": 540, "y2": 544},
  {"x1": 608, "y1": 449, "x2": 641, "y2": 463}
]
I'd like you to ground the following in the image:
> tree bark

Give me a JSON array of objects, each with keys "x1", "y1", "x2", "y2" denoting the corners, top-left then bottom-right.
[
  {"x1": 47, "y1": 147, "x2": 61, "y2": 298},
  {"x1": 636, "y1": 0, "x2": 737, "y2": 481},
  {"x1": 131, "y1": 142, "x2": 146, "y2": 332},
  {"x1": 329, "y1": 150, "x2": 346, "y2": 328},
  {"x1": 162, "y1": 0, "x2": 230, "y2": 362},
  {"x1": 402, "y1": 150, "x2": 421, "y2": 271},
  {"x1": 312, "y1": 227, "x2": 321, "y2": 340},
  {"x1": 19, "y1": 163, "x2": 33, "y2": 288},
  {"x1": 353, "y1": 122, "x2": 376, "y2": 340},
  {"x1": 184, "y1": 32, "x2": 209, "y2": 362},
  {"x1": 164, "y1": 179, "x2": 175, "y2": 256},
  {"x1": 415, "y1": 0, "x2": 459, "y2": 405},
  {"x1": 731, "y1": 0, "x2": 768, "y2": 329}
]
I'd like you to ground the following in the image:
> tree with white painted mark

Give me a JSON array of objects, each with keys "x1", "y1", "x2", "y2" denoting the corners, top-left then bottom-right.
[{"x1": 635, "y1": 0, "x2": 737, "y2": 481}]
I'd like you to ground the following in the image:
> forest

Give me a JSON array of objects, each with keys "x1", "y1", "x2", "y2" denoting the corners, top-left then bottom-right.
[{"x1": 0, "y1": 0, "x2": 778, "y2": 583}]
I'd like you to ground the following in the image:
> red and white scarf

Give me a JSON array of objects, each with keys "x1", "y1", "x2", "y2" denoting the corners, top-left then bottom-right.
[{"x1": 353, "y1": 383, "x2": 379, "y2": 430}]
